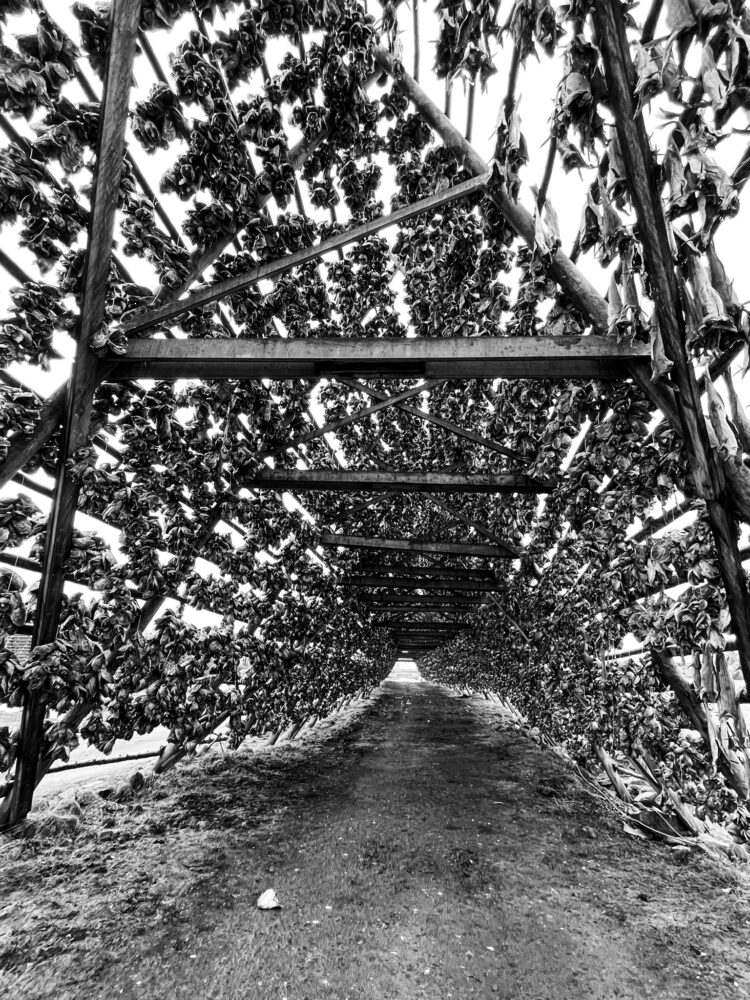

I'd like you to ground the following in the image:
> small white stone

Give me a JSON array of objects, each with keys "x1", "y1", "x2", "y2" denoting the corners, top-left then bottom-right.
[{"x1": 257, "y1": 888, "x2": 281, "y2": 910}]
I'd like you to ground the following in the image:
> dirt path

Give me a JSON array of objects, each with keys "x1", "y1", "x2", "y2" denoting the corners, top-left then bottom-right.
[{"x1": 2, "y1": 671, "x2": 750, "y2": 1000}]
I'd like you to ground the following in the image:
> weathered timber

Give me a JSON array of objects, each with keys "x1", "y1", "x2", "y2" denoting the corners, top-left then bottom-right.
[
  {"x1": 334, "y1": 377, "x2": 522, "y2": 461},
  {"x1": 359, "y1": 565, "x2": 496, "y2": 581},
  {"x1": 347, "y1": 576, "x2": 502, "y2": 592},
  {"x1": 393, "y1": 634, "x2": 453, "y2": 643},
  {"x1": 373, "y1": 44, "x2": 681, "y2": 432},
  {"x1": 0, "y1": 0, "x2": 140, "y2": 829},
  {"x1": 112, "y1": 336, "x2": 650, "y2": 381},
  {"x1": 119, "y1": 177, "x2": 486, "y2": 335},
  {"x1": 320, "y1": 534, "x2": 508, "y2": 557},
  {"x1": 593, "y1": 0, "x2": 750, "y2": 699},
  {"x1": 379, "y1": 620, "x2": 470, "y2": 630},
  {"x1": 248, "y1": 469, "x2": 554, "y2": 494},
  {"x1": 360, "y1": 594, "x2": 487, "y2": 607}
]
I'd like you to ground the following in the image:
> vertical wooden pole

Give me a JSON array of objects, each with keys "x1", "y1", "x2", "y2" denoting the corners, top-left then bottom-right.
[
  {"x1": 592, "y1": 0, "x2": 750, "y2": 696},
  {"x1": 0, "y1": 0, "x2": 141, "y2": 828}
]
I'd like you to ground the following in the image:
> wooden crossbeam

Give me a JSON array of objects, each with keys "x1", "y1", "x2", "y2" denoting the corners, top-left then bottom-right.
[
  {"x1": 320, "y1": 533, "x2": 509, "y2": 558},
  {"x1": 361, "y1": 593, "x2": 486, "y2": 607},
  {"x1": 111, "y1": 336, "x2": 649, "y2": 381},
  {"x1": 393, "y1": 634, "x2": 454, "y2": 643},
  {"x1": 358, "y1": 565, "x2": 495, "y2": 581},
  {"x1": 249, "y1": 469, "x2": 553, "y2": 494},
  {"x1": 118, "y1": 177, "x2": 486, "y2": 336},
  {"x1": 364, "y1": 602, "x2": 483, "y2": 613},
  {"x1": 347, "y1": 576, "x2": 501, "y2": 592},
  {"x1": 380, "y1": 620, "x2": 470, "y2": 630}
]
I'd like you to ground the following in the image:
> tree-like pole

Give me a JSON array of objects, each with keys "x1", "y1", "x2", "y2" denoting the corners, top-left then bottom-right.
[
  {"x1": 0, "y1": 0, "x2": 142, "y2": 828},
  {"x1": 591, "y1": 0, "x2": 750, "y2": 703}
]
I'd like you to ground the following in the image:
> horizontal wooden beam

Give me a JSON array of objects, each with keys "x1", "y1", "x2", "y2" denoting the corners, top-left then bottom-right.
[
  {"x1": 359, "y1": 565, "x2": 495, "y2": 580},
  {"x1": 367, "y1": 604, "x2": 481, "y2": 613},
  {"x1": 393, "y1": 634, "x2": 454, "y2": 642},
  {"x1": 361, "y1": 594, "x2": 486, "y2": 607},
  {"x1": 380, "y1": 620, "x2": 470, "y2": 630},
  {"x1": 320, "y1": 533, "x2": 509, "y2": 558},
  {"x1": 110, "y1": 336, "x2": 649, "y2": 382},
  {"x1": 347, "y1": 576, "x2": 502, "y2": 592},
  {"x1": 249, "y1": 469, "x2": 553, "y2": 494},
  {"x1": 118, "y1": 177, "x2": 486, "y2": 336}
]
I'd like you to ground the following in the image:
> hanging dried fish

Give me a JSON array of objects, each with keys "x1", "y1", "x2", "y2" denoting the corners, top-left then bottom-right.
[
  {"x1": 706, "y1": 240, "x2": 740, "y2": 320},
  {"x1": 650, "y1": 313, "x2": 673, "y2": 381},
  {"x1": 705, "y1": 377, "x2": 741, "y2": 463},
  {"x1": 716, "y1": 651, "x2": 739, "y2": 720},
  {"x1": 700, "y1": 44, "x2": 728, "y2": 113},
  {"x1": 723, "y1": 370, "x2": 750, "y2": 457},
  {"x1": 701, "y1": 642, "x2": 717, "y2": 701}
]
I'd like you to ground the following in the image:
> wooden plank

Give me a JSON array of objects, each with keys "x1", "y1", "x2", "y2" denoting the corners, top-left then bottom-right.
[
  {"x1": 249, "y1": 469, "x2": 554, "y2": 494},
  {"x1": 358, "y1": 565, "x2": 495, "y2": 580},
  {"x1": 320, "y1": 533, "x2": 509, "y2": 558},
  {"x1": 119, "y1": 177, "x2": 486, "y2": 335},
  {"x1": 335, "y1": 377, "x2": 523, "y2": 461},
  {"x1": 347, "y1": 576, "x2": 502, "y2": 592},
  {"x1": 0, "y1": 0, "x2": 141, "y2": 830},
  {"x1": 112, "y1": 336, "x2": 649, "y2": 381},
  {"x1": 365, "y1": 603, "x2": 483, "y2": 613},
  {"x1": 361, "y1": 594, "x2": 486, "y2": 607},
  {"x1": 379, "y1": 620, "x2": 470, "y2": 630}
]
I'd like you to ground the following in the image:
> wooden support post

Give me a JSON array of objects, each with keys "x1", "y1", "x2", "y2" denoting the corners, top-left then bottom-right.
[
  {"x1": 0, "y1": 0, "x2": 140, "y2": 829},
  {"x1": 592, "y1": 0, "x2": 750, "y2": 699}
]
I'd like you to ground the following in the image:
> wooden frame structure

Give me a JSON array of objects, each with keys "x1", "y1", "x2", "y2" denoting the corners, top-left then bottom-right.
[{"x1": 3, "y1": 0, "x2": 750, "y2": 831}]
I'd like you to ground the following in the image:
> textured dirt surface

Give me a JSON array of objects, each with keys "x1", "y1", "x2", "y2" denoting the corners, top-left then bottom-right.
[{"x1": 2, "y1": 669, "x2": 750, "y2": 999}]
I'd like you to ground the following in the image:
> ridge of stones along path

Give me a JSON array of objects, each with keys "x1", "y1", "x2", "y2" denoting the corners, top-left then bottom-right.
[{"x1": 2, "y1": 673, "x2": 750, "y2": 1000}]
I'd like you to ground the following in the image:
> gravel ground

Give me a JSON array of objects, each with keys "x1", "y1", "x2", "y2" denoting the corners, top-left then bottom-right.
[{"x1": 1, "y1": 666, "x2": 749, "y2": 999}]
